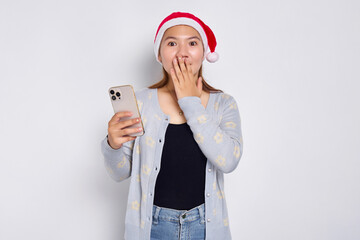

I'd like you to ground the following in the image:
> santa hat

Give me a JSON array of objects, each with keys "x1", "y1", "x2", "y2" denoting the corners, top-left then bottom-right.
[{"x1": 154, "y1": 12, "x2": 219, "y2": 63}]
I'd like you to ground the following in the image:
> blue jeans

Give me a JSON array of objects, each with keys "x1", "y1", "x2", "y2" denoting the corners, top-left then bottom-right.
[{"x1": 150, "y1": 203, "x2": 206, "y2": 240}]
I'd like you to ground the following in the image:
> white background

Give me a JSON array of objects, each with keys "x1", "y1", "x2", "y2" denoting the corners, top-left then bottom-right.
[{"x1": 1, "y1": 0, "x2": 359, "y2": 239}]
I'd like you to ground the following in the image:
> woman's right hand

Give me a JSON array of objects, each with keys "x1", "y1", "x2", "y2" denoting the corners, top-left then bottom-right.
[{"x1": 107, "y1": 111, "x2": 143, "y2": 150}]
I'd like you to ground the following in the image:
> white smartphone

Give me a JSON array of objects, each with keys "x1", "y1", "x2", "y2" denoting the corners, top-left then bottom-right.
[{"x1": 108, "y1": 85, "x2": 144, "y2": 137}]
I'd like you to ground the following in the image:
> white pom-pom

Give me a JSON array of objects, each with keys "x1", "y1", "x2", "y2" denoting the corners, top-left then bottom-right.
[{"x1": 206, "y1": 52, "x2": 219, "y2": 63}]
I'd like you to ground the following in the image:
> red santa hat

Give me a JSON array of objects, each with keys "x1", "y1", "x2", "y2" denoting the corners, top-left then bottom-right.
[{"x1": 154, "y1": 12, "x2": 219, "y2": 63}]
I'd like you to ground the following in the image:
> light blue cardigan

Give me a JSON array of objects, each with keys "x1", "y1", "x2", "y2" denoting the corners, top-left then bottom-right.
[{"x1": 101, "y1": 87, "x2": 243, "y2": 240}]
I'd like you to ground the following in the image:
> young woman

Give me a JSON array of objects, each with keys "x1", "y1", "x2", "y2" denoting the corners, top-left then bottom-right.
[{"x1": 101, "y1": 12, "x2": 243, "y2": 240}]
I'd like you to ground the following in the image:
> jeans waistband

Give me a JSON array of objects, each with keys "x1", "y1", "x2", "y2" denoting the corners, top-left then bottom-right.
[{"x1": 152, "y1": 203, "x2": 205, "y2": 225}]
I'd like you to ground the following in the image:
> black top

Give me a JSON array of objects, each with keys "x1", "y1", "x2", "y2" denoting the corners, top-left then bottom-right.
[{"x1": 153, "y1": 123, "x2": 207, "y2": 210}]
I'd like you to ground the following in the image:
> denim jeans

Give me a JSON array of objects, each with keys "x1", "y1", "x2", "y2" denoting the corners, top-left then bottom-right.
[{"x1": 150, "y1": 203, "x2": 206, "y2": 240}]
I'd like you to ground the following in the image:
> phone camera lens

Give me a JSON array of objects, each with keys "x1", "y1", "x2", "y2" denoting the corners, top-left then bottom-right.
[
  {"x1": 116, "y1": 92, "x2": 121, "y2": 97},
  {"x1": 111, "y1": 96, "x2": 116, "y2": 100},
  {"x1": 110, "y1": 90, "x2": 115, "y2": 95}
]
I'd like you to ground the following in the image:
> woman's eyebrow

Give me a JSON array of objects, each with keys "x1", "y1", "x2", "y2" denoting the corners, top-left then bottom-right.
[
  {"x1": 164, "y1": 36, "x2": 201, "y2": 41},
  {"x1": 164, "y1": 36, "x2": 177, "y2": 41},
  {"x1": 187, "y1": 36, "x2": 201, "y2": 41}
]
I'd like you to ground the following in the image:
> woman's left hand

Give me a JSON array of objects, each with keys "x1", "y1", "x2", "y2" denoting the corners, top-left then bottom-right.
[{"x1": 170, "y1": 56, "x2": 202, "y2": 100}]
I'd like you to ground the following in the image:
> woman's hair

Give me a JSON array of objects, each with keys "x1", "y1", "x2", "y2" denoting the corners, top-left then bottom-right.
[{"x1": 148, "y1": 66, "x2": 223, "y2": 93}]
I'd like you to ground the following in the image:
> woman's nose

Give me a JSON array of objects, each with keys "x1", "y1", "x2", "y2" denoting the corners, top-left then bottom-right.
[{"x1": 176, "y1": 44, "x2": 189, "y2": 58}]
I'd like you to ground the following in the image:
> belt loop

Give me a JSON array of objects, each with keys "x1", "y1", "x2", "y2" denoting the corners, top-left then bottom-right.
[
  {"x1": 152, "y1": 205, "x2": 161, "y2": 225},
  {"x1": 198, "y1": 204, "x2": 205, "y2": 224}
]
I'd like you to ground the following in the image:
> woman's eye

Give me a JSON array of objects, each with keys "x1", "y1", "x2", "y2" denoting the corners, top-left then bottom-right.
[
  {"x1": 190, "y1": 41, "x2": 197, "y2": 46},
  {"x1": 168, "y1": 42, "x2": 176, "y2": 46}
]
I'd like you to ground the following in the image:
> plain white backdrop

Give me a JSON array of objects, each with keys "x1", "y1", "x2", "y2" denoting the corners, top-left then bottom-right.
[{"x1": 1, "y1": 0, "x2": 359, "y2": 239}]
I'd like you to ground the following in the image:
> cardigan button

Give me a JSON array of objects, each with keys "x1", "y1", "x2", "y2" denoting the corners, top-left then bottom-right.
[
  {"x1": 206, "y1": 193, "x2": 210, "y2": 197},
  {"x1": 208, "y1": 168, "x2": 212, "y2": 172},
  {"x1": 207, "y1": 218, "x2": 211, "y2": 222}
]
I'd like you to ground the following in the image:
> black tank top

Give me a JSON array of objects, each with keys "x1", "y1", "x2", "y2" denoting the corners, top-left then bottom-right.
[{"x1": 153, "y1": 123, "x2": 207, "y2": 210}]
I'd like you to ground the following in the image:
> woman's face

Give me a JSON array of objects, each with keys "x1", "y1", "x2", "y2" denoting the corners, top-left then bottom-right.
[{"x1": 158, "y1": 25, "x2": 205, "y2": 79}]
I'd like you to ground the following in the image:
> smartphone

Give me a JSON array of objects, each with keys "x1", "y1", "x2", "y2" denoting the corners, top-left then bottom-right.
[{"x1": 108, "y1": 85, "x2": 144, "y2": 137}]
